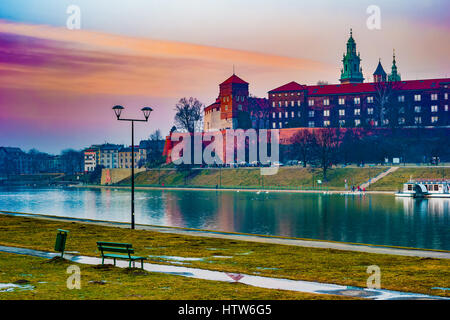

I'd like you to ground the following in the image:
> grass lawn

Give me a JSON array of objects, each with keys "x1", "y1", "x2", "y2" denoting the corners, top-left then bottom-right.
[
  {"x1": 122, "y1": 167, "x2": 387, "y2": 190},
  {"x1": 1, "y1": 252, "x2": 348, "y2": 300},
  {"x1": 0, "y1": 214, "x2": 448, "y2": 299},
  {"x1": 368, "y1": 167, "x2": 450, "y2": 191}
]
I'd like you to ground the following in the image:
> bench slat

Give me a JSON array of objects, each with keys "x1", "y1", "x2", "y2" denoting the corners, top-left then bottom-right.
[
  {"x1": 98, "y1": 246, "x2": 134, "y2": 254},
  {"x1": 103, "y1": 254, "x2": 147, "y2": 261},
  {"x1": 97, "y1": 241, "x2": 132, "y2": 248}
]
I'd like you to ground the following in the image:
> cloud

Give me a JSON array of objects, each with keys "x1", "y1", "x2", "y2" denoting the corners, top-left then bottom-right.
[{"x1": 0, "y1": 20, "x2": 332, "y2": 98}]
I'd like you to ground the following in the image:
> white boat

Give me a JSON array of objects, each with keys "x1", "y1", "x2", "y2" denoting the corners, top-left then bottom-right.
[{"x1": 395, "y1": 179, "x2": 450, "y2": 198}]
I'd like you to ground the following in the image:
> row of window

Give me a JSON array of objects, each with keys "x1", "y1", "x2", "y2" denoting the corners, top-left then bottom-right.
[
  {"x1": 271, "y1": 93, "x2": 449, "y2": 108},
  {"x1": 271, "y1": 116, "x2": 442, "y2": 128},
  {"x1": 222, "y1": 96, "x2": 245, "y2": 103}
]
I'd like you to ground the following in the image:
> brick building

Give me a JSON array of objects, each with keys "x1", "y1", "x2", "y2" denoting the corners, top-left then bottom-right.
[{"x1": 204, "y1": 30, "x2": 449, "y2": 131}]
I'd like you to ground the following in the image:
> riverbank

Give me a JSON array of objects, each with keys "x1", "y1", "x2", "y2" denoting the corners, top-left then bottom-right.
[
  {"x1": 0, "y1": 213, "x2": 448, "y2": 298},
  {"x1": 112, "y1": 166, "x2": 449, "y2": 192}
]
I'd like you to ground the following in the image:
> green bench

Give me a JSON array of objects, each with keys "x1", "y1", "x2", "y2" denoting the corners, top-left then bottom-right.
[{"x1": 97, "y1": 241, "x2": 147, "y2": 269}]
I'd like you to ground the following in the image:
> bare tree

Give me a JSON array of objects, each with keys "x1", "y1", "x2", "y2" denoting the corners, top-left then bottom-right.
[
  {"x1": 174, "y1": 97, "x2": 203, "y2": 133},
  {"x1": 311, "y1": 129, "x2": 340, "y2": 180},
  {"x1": 290, "y1": 130, "x2": 314, "y2": 167},
  {"x1": 373, "y1": 81, "x2": 402, "y2": 127}
]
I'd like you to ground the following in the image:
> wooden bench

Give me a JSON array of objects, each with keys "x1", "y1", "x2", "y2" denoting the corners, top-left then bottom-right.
[{"x1": 97, "y1": 241, "x2": 147, "y2": 269}]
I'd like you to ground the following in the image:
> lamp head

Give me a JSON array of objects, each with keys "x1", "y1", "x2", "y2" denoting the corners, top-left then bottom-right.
[
  {"x1": 141, "y1": 107, "x2": 153, "y2": 120},
  {"x1": 112, "y1": 105, "x2": 124, "y2": 119}
]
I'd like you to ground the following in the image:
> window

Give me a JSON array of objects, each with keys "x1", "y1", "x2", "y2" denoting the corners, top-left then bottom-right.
[
  {"x1": 324, "y1": 110, "x2": 330, "y2": 117},
  {"x1": 323, "y1": 98, "x2": 329, "y2": 106},
  {"x1": 339, "y1": 109, "x2": 345, "y2": 116},
  {"x1": 431, "y1": 105, "x2": 438, "y2": 112},
  {"x1": 285, "y1": 112, "x2": 288, "y2": 118},
  {"x1": 355, "y1": 119, "x2": 361, "y2": 126},
  {"x1": 414, "y1": 116, "x2": 422, "y2": 124},
  {"x1": 354, "y1": 97, "x2": 360, "y2": 104},
  {"x1": 291, "y1": 101, "x2": 295, "y2": 107},
  {"x1": 225, "y1": 105, "x2": 228, "y2": 111},
  {"x1": 414, "y1": 106, "x2": 421, "y2": 113},
  {"x1": 272, "y1": 101, "x2": 275, "y2": 107},
  {"x1": 339, "y1": 98, "x2": 345, "y2": 105},
  {"x1": 279, "y1": 122, "x2": 283, "y2": 128},
  {"x1": 367, "y1": 108, "x2": 374, "y2": 115},
  {"x1": 398, "y1": 117, "x2": 405, "y2": 125},
  {"x1": 297, "y1": 111, "x2": 301, "y2": 117},
  {"x1": 291, "y1": 111, "x2": 295, "y2": 118},
  {"x1": 278, "y1": 112, "x2": 282, "y2": 118},
  {"x1": 297, "y1": 100, "x2": 301, "y2": 106},
  {"x1": 324, "y1": 120, "x2": 330, "y2": 127},
  {"x1": 354, "y1": 108, "x2": 361, "y2": 116},
  {"x1": 285, "y1": 101, "x2": 288, "y2": 107},
  {"x1": 399, "y1": 107, "x2": 405, "y2": 113},
  {"x1": 445, "y1": 93, "x2": 448, "y2": 100},
  {"x1": 431, "y1": 116, "x2": 438, "y2": 123},
  {"x1": 414, "y1": 94, "x2": 421, "y2": 101},
  {"x1": 308, "y1": 121, "x2": 315, "y2": 127},
  {"x1": 308, "y1": 99, "x2": 314, "y2": 106},
  {"x1": 272, "y1": 122, "x2": 276, "y2": 128},
  {"x1": 339, "y1": 120, "x2": 345, "y2": 127},
  {"x1": 398, "y1": 95, "x2": 405, "y2": 102},
  {"x1": 238, "y1": 104, "x2": 242, "y2": 110},
  {"x1": 445, "y1": 105, "x2": 449, "y2": 111},
  {"x1": 367, "y1": 96, "x2": 374, "y2": 103},
  {"x1": 431, "y1": 94, "x2": 438, "y2": 101},
  {"x1": 279, "y1": 101, "x2": 282, "y2": 107},
  {"x1": 309, "y1": 110, "x2": 315, "y2": 117},
  {"x1": 272, "y1": 112, "x2": 276, "y2": 118}
]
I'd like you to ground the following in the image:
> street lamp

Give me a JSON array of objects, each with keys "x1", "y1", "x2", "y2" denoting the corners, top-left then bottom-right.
[{"x1": 112, "y1": 105, "x2": 153, "y2": 229}]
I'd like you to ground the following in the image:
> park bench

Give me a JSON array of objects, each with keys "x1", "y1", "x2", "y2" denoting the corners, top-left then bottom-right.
[{"x1": 97, "y1": 241, "x2": 147, "y2": 269}]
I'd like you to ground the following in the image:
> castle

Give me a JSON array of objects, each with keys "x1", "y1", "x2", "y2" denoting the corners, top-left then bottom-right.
[{"x1": 204, "y1": 30, "x2": 449, "y2": 131}]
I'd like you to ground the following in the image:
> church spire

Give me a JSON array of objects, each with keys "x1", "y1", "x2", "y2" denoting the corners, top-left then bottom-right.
[
  {"x1": 388, "y1": 49, "x2": 401, "y2": 82},
  {"x1": 340, "y1": 29, "x2": 364, "y2": 84}
]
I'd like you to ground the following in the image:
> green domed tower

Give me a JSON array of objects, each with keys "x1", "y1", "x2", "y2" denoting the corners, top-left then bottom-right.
[
  {"x1": 388, "y1": 49, "x2": 401, "y2": 82},
  {"x1": 340, "y1": 29, "x2": 364, "y2": 84}
]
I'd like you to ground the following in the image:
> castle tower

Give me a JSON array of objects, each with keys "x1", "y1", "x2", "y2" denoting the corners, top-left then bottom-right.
[
  {"x1": 388, "y1": 49, "x2": 401, "y2": 82},
  {"x1": 340, "y1": 29, "x2": 364, "y2": 84},
  {"x1": 373, "y1": 59, "x2": 387, "y2": 82},
  {"x1": 218, "y1": 74, "x2": 249, "y2": 129}
]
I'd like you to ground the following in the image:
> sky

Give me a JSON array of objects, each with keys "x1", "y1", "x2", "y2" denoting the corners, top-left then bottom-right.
[{"x1": 0, "y1": 0, "x2": 449, "y2": 154}]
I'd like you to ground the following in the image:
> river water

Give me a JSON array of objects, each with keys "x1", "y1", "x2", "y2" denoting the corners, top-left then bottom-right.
[{"x1": 0, "y1": 186, "x2": 448, "y2": 250}]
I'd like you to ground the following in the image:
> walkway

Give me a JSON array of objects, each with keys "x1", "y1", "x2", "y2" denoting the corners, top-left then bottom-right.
[
  {"x1": 360, "y1": 166, "x2": 399, "y2": 189},
  {"x1": 1, "y1": 211, "x2": 449, "y2": 259},
  {"x1": 0, "y1": 245, "x2": 447, "y2": 300}
]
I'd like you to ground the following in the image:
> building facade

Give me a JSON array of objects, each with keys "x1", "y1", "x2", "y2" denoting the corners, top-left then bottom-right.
[
  {"x1": 118, "y1": 146, "x2": 140, "y2": 169},
  {"x1": 204, "y1": 30, "x2": 449, "y2": 131}
]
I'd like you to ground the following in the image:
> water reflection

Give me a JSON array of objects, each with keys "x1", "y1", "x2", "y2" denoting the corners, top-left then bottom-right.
[{"x1": 0, "y1": 187, "x2": 448, "y2": 250}]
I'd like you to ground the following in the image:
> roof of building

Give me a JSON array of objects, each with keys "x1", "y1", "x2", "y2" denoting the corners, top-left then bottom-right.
[
  {"x1": 373, "y1": 61, "x2": 387, "y2": 76},
  {"x1": 220, "y1": 74, "x2": 249, "y2": 85},
  {"x1": 268, "y1": 81, "x2": 306, "y2": 93},
  {"x1": 269, "y1": 78, "x2": 450, "y2": 96}
]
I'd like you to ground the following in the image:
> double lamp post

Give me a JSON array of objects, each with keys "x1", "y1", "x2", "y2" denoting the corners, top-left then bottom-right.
[{"x1": 112, "y1": 105, "x2": 153, "y2": 229}]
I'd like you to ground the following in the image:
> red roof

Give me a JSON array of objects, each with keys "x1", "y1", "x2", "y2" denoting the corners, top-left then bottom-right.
[
  {"x1": 269, "y1": 81, "x2": 306, "y2": 93},
  {"x1": 220, "y1": 74, "x2": 248, "y2": 85},
  {"x1": 269, "y1": 78, "x2": 450, "y2": 95}
]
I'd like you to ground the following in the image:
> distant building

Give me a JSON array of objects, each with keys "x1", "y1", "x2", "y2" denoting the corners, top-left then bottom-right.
[
  {"x1": 0, "y1": 147, "x2": 31, "y2": 174},
  {"x1": 84, "y1": 149, "x2": 97, "y2": 172},
  {"x1": 204, "y1": 30, "x2": 449, "y2": 131},
  {"x1": 118, "y1": 146, "x2": 140, "y2": 169}
]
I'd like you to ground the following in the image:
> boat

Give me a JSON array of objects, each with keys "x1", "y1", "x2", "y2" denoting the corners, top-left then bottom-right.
[{"x1": 395, "y1": 179, "x2": 450, "y2": 198}]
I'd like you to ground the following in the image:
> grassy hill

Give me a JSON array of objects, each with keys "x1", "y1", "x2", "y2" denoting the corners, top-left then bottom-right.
[
  {"x1": 118, "y1": 166, "x2": 387, "y2": 190},
  {"x1": 367, "y1": 167, "x2": 449, "y2": 191}
]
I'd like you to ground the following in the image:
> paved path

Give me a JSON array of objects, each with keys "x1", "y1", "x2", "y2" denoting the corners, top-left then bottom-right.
[
  {"x1": 360, "y1": 166, "x2": 399, "y2": 189},
  {"x1": 1, "y1": 211, "x2": 449, "y2": 259}
]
